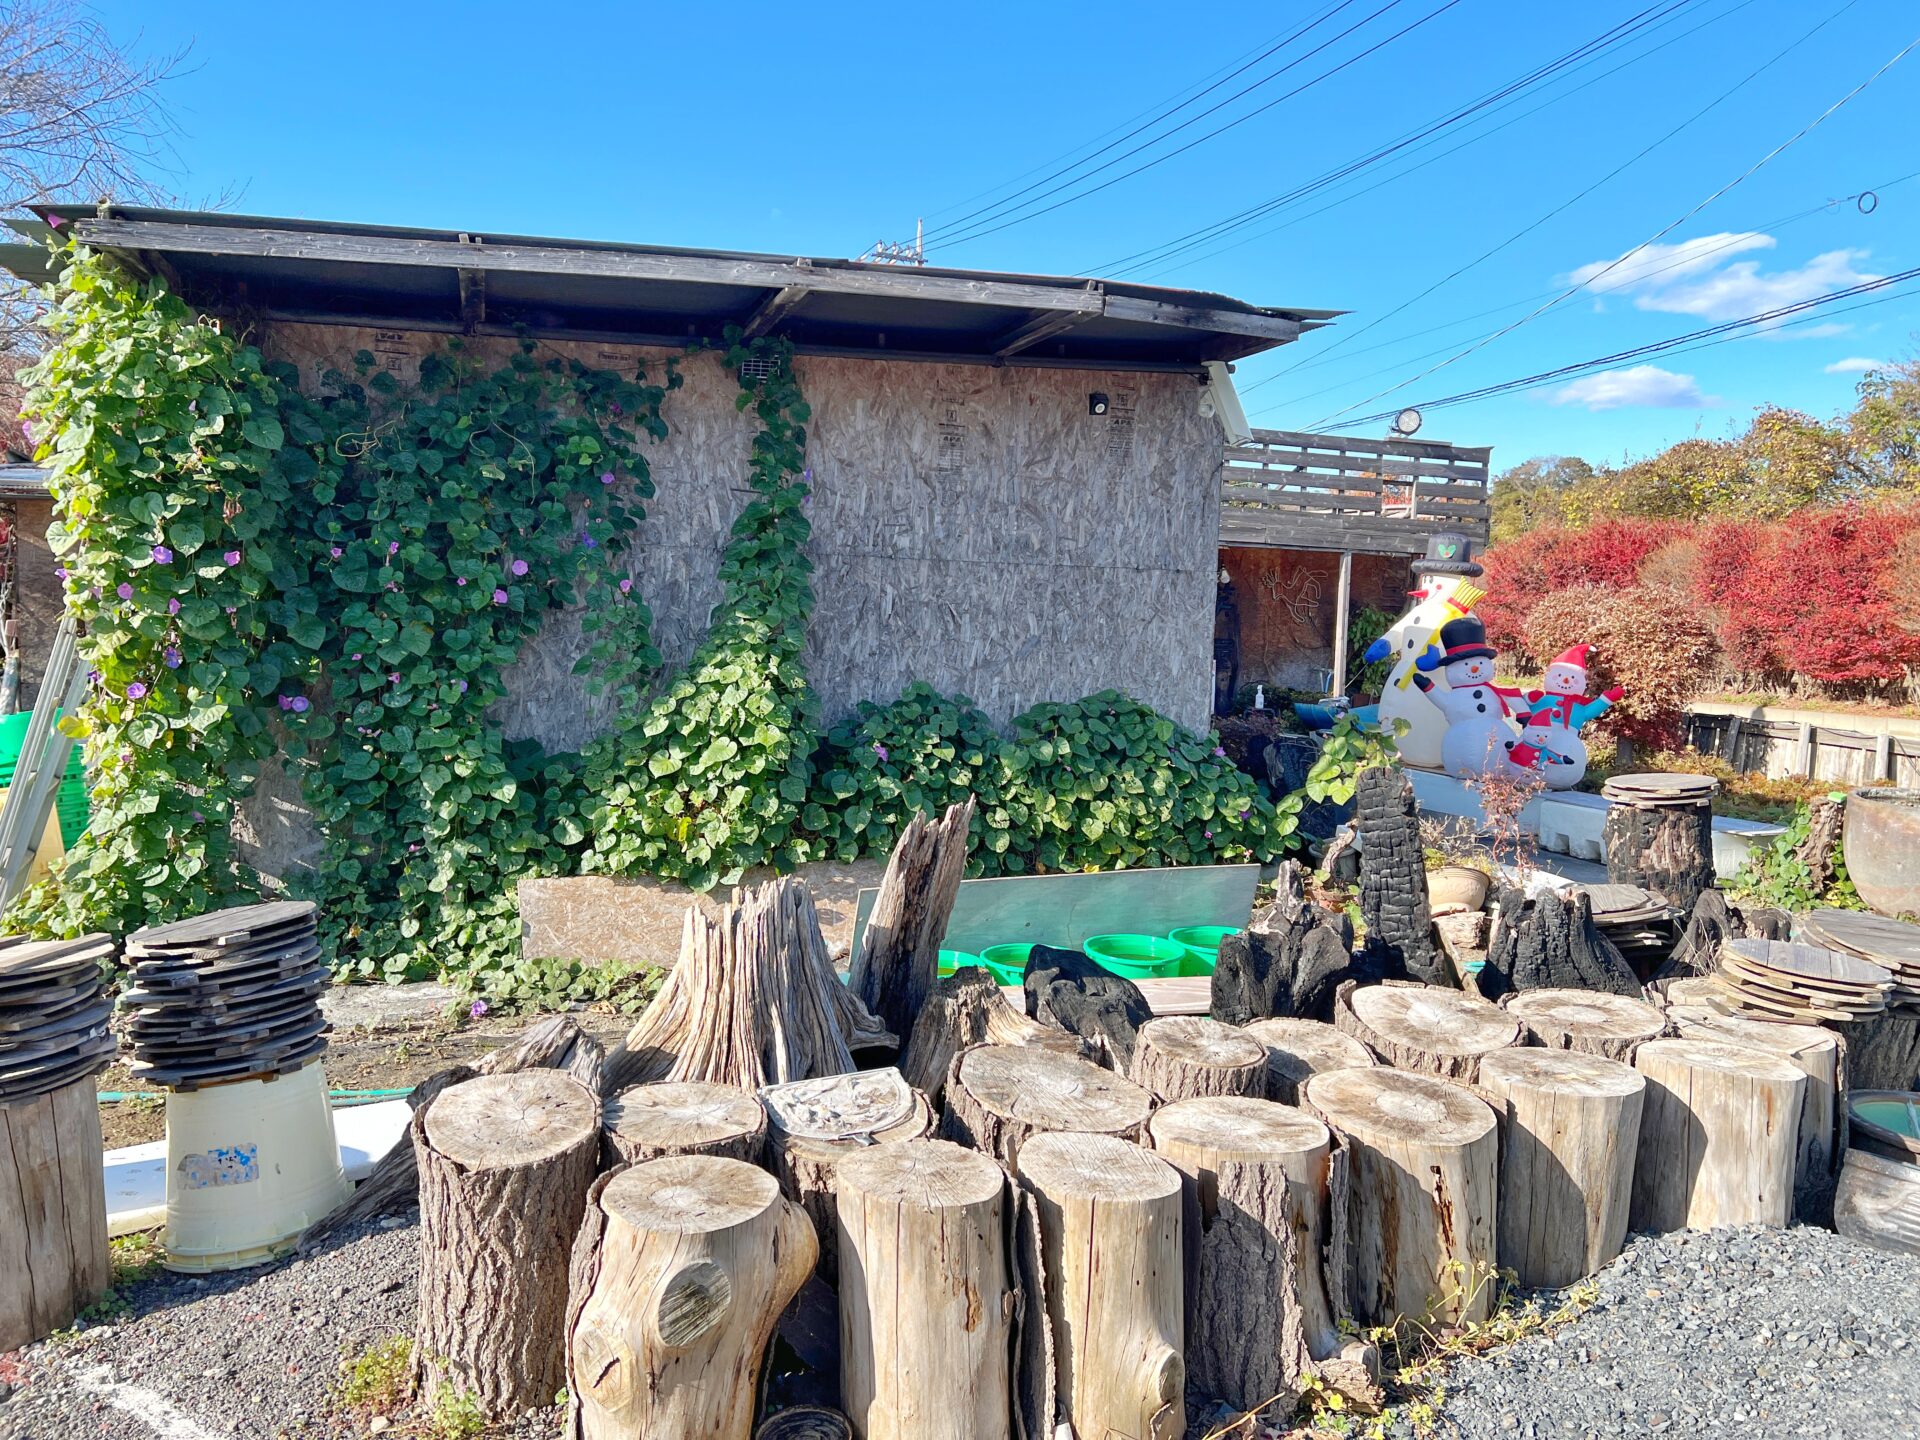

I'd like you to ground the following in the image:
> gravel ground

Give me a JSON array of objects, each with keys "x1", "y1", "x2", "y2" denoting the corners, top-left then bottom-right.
[{"x1": 3, "y1": 1218, "x2": 1914, "y2": 1439}]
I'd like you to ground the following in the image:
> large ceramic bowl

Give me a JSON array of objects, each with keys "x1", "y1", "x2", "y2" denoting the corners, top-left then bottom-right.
[{"x1": 1844, "y1": 788, "x2": 1920, "y2": 918}]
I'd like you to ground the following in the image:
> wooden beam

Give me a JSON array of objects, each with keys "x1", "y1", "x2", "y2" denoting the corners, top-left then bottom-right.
[
  {"x1": 1103, "y1": 293, "x2": 1302, "y2": 343},
  {"x1": 457, "y1": 268, "x2": 486, "y2": 332},
  {"x1": 1330, "y1": 551, "x2": 1354, "y2": 699},
  {"x1": 739, "y1": 284, "x2": 811, "y2": 340},
  {"x1": 992, "y1": 300, "x2": 1099, "y2": 357}
]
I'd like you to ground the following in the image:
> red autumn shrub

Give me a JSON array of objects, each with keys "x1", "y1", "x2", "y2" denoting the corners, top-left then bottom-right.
[
  {"x1": 1481, "y1": 519, "x2": 1688, "y2": 661},
  {"x1": 1764, "y1": 503, "x2": 1920, "y2": 685},
  {"x1": 1690, "y1": 519, "x2": 1779, "y2": 678},
  {"x1": 1520, "y1": 583, "x2": 1717, "y2": 746}
]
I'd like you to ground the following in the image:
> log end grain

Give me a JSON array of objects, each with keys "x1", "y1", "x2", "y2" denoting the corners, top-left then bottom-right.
[
  {"x1": 601, "y1": 1154, "x2": 781, "y2": 1235},
  {"x1": 1129, "y1": 1016, "x2": 1267, "y2": 1101},
  {"x1": 1015, "y1": 1131, "x2": 1180, "y2": 1203},
  {"x1": 1505, "y1": 988, "x2": 1667, "y2": 1059},
  {"x1": 1242, "y1": 1018, "x2": 1377, "y2": 1103},
  {"x1": 1147, "y1": 1095, "x2": 1331, "y2": 1166},
  {"x1": 423, "y1": 1070, "x2": 599, "y2": 1171},
  {"x1": 1477, "y1": 1047, "x2": 1648, "y2": 1101},
  {"x1": 605, "y1": 1081, "x2": 766, "y2": 1164},
  {"x1": 1338, "y1": 981, "x2": 1520, "y2": 1079},
  {"x1": 833, "y1": 1136, "x2": 1004, "y2": 1212},
  {"x1": 1304, "y1": 1067, "x2": 1494, "y2": 1150},
  {"x1": 951, "y1": 1045, "x2": 1155, "y2": 1142}
]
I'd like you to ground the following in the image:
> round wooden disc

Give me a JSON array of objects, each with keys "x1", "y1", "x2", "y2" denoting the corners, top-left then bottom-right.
[
  {"x1": 1015, "y1": 1131, "x2": 1178, "y2": 1201},
  {"x1": 1304, "y1": 1067, "x2": 1494, "y2": 1148},
  {"x1": 1505, "y1": 988, "x2": 1666, "y2": 1044},
  {"x1": 954, "y1": 1045, "x2": 1154, "y2": 1135},
  {"x1": 1347, "y1": 984, "x2": 1521, "y2": 1059},
  {"x1": 1633, "y1": 1037, "x2": 1805, "y2": 1085},
  {"x1": 1135, "y1": 1016, "x2": 1264, "y2": 1070},
  {"x1": 1800, "y1": 908, "x2": 1920, "y2": 966},
  {"x1": 1668, "y1": 1008, "x2": 1839, "y2": 1062},
  {"x1": 1722, "y1": 938, "x2": 1892, "y2": 990},
  {"x1": 607, "y1": 1081, "x2": 763, "y2": 1151},
  {"x1": 1478, "y1": 1047, "x2": 1644, "y2": 1098},
  {"x1": 1242, "y1": 1017, "x2": 1376, "y2": 1092},
  {"x1": 1148, "y1": 1095, "x2": 1329, "y2": 1162},
  {"x1": 834, "y1": 1137, "x2": 1004, "y2": 1209},
  {"x1": 425, "y1": 1070, "x2": 598, "y2": 1170},
  {"x1": 602, "y1": 1153, "x2": 777, "y2": 1233}
]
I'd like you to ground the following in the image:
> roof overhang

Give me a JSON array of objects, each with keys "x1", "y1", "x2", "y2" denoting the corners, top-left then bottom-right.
[{"x1": 1, "y1": 206, "x2": 1338, "y2": 373}]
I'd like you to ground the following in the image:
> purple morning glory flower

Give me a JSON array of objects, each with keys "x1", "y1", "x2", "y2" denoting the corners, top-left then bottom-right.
[
  {"x1": 470, "y1": 999, "x2": 489, "y2": 1018},
  {"x1": 329, "y1": 546, "x2": 343, "y2": 559},
  {"x1": 225, "y1": 606, "x2": 236, "y2": 615},
  {"x1": 163, "y1": 647, "x2": 181, "y2": 669},
  {"x1": 618, "y1": 578, "x2": 632, "y2": 594},
  {"x1": 492, "y1": 588, "x2": 508, "y2": 605},
  {"x1": 389, "y1": 673, "x2": 402, "y2": 684},
  {"x1": 45, "y1": 215, "x2": 63, "y2": 230},
  {"x1": 510, "y1": 559, "x2": 529, "y2": 577},
  {"x1": 388, "y1": 541, "x2": 400, "y2": 555},
  {"x1": 873, "y1": 742, "x2": 889, "y2": 762},
  {"x1": 1204, "y1": 829, "x2": 1214, "y2": 840},
  {"x1": 224, "y1": 550, "x2": 241, "y2": 566},
  {"x1": 610, "y1": 403, "x2": 623, "y2": 417},
  {"x1": 277, "y1": 695, "x2": 292, "y2": 711},
  {"x1": 456, "y1": 679, "x2": 468, "y2": 693},
  {"x1": 290, "y1": 696, "x2": 310, "y2": 713},
  {"x1": 152, "y1": 545, "x2": 173, "y2": 563},
  {"x1": 385, "y1": 581, "x2": 398, "y2": 592},
  {"x1": 191, "y1": 810, "x2": 203, "y2": 823},
  {"x1": 86, "y1": 669, "x2": 100, "y2": 684},
  {"x1": 54, "y1": 566, "x2": 67, "y2": 580},
  {"x1": 1213, "y1": 746, "x2": 1226, "y2": 758},
  {"x1": 167, "y1": 598, "x2": 180, "y2": 615},
  {"x1": 1240, "y1": 808, "x2": 1251, "y2": 820},
  {"x1": 456, "y1": 577, "x2": 468, "y2": 587},
  {"x1": 579, "y1": 533, "x2": 597, "y2": 550},
  {"x1": 126, "y1": 682, "x2": 147, "y2": 700},
  {"x1": 599, "y1": 471, "x2": 615, "y2": 486},
  {"x1": 20, "y1": 419, "x2": 33, "y2": 440},
  {"x1": 116, "y1": 582, "x2": 133, "y2": 600}
]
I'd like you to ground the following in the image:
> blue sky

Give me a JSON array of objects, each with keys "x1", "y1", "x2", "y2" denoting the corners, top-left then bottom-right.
[{"x1": 93, "y1": 0, "x2": 1920, "y2": 474}]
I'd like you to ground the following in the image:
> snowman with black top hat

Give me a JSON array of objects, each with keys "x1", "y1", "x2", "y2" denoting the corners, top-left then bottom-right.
[{"x1": 1408, "y1": 614, "x2": 1527, "y2": 779}]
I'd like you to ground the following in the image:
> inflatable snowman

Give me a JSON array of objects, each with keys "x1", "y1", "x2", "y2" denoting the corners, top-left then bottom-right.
[
  {"x1": 1514, "y1": 644, "x2": 1622, "y2": 790},
  {"x1": 1408, "y1": 616, "x2": 1526, "y2": 779},
  {"x1": 1367, "y1": 533, "x2": 1487, "y2": 768}
]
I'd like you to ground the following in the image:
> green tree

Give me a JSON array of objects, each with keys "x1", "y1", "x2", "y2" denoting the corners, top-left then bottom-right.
[
  {"x1": 1847, "y1": 357, "x2": 1920, "y2": 492},
  {"x1": 1489, "y1": 455, "x2": 1593, "y2": 543}
]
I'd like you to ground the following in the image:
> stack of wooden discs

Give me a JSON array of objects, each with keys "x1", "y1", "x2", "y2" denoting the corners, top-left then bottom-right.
[
  {"x1": 1711, "y1": 935, "x2": 1892, "y2": 1022},
  {"x1": 120, "y1": 901, "x2": 330, "y2": 1090},
  {"x1": 0, "y1": 934, "x2": 116, "y2": 1103},
  {"x1": 1581, "y1": 883, "x2": 1680, "y2": 974},
  {"x1": 1798, "y1": 908, "x2": 1920, "y2": 1011},
  {"x1": 1599, "y1": 772, "x2": 1720, "y2": 807}
]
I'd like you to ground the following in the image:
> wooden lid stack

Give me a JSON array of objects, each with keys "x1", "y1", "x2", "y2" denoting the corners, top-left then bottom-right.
[
  {"x1": 1600, "y1": 773, "x2": 1719, "y2": 807},
  {"x1": 0, "y1": 934, "x2": 116, "y2": 1104},
  {"x1": 119, "y1": 901, "x2": 330, "y2": 1090},
  {"x1": 1798, "y1": 908, "x2": 1920, "y2": 1011},
  {"x1": 1709, "y1": 936, "x2": 1892, "y2": 1022},
  {"x1": 1580, "y1": 883, "x2": 1680, "y2": 972}
]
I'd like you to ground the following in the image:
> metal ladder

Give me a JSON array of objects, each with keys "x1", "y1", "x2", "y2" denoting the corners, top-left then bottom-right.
[{"x1": 0, "y1": 614, "x2": 88, "y2": 913}]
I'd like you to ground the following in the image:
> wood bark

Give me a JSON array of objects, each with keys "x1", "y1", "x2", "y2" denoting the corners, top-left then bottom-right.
[
  {"x1": 757, "y1": 1409, "x2": 855, "y2": 1440},
  {"x1": 1502, "y1": 988, "x2": 1667, "y2": 1062},
  {"x1": 607, "y1": 878, "x2": 891, "y2": 1094},
  {"x1": 941, "y1": 1043, "x2": 1155, "y2": 1169},
  {"x1": 1603, "y1": 799, "x2": 1715, "y2": 914},
  {"x1": 1831, "y1": 1009, "x2": 1920, "y2": 1093},
  {"x1": 1354, "y1": 765, "x2": 1445, "y2": 987},
  {"x1": 1014, "y1": 1133, "x2": 1185, "y2": 1440},
  {"x1": 565, "y1": 1156, "x2": 815, "y2": 1440},
  {"x1": 848, "y1": 798, "x2": 976, "y2": 1044},
  {"x1": 1793, "y1": 793, "x2": 1846, "y2": 897},
  {"x1": 1305, "y1": 1067, "x2": 1499, "y2": 1328},
  {"x1": 1242, "y1": 1017, "x2": 1377, "y2": 1105},
  {"x1": 1661, "y1": 889, "x2": 1788, "y2": 982},
  {"x1": 763, "y1": 1068, "x2": 933, "y2": 1274},
  {"x1": 0, "y1": 1078, "x2": 110, "y2": 1352},
  {"x1": 1128, "y1": 1016, "x2": 1267, "y2": 1102},
  {"x1": 899, "y1": 965, "x2": 1082, "y2": 1105},
  {"x1": 1022, "y1": 944, "x2": 1152, "y2": 1069},
  {"x1": 1212, "y1": 862, "x2": 1369, "y2": 1025},
  {"x1": 1666, "y1": 1009, "x2": 1842, "y2": 1226},
  {"x1": 1481, "y1": 885, "x2": 1640, "y2": 998},
  {"x1": 1333, "y1": 979, "x2": 1521, "y2": 1083},
  {"x1": 1629, "y1": 1038, "x2": 1805, "y2": 1233},
  {"x1": 1147, "y1": 1097, "x2": 1380, "y2": 1416},
  {"x1": 835, "y1": 1139, "x2": 1011, "y2": 1440},
  {"x1": 602, "y1": 1081, "x2": 768, "y2": 1169},
  {"x1": 414, "y1": 1070, "x2": 601, "y2": 1420},
  {"x1": 1476, "y1": 1049, "x2": 1645, "y2": 1288}
]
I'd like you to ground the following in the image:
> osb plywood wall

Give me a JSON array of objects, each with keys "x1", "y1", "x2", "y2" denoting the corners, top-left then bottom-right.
[
  {"x1": 1219, "y1": 545, "x2": 1409, "y2": 693},
  {"x1": 259, "y1": 322, "x2": 1217, "y2": 737}
]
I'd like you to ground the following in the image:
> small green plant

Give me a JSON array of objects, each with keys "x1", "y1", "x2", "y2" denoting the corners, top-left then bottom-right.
[
  {"x1": 428, "y1": 1381, "x2": 487, "y2": 1439},
  {"x1": 1731, "y1": 791, "x2": 1865, "y2": 911},
  {"x1": 1346, "y1": 604, "x2": 1397, "y2": 697},
  {"x1": 70, "y1": 1230, "x2": 166, "y2": 1325},
  {"x1": 338, "y1": 1334, "x2": 414, "y2": 1414},
  {"x1": 471, "y1": 955, "x2": 663, "y2": 1014}
]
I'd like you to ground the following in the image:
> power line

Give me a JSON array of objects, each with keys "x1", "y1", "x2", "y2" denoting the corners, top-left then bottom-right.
[
  {"x1": 925, "y1": 0, "x2": 1466, "y2": 255},
  {"x1": 1308, "y1": 21, "x2": 1919, "y2": 429}
]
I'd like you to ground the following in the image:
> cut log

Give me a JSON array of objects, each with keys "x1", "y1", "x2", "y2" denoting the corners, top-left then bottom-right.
[
  {"x1": 1629, "y1": 1038, "x2": 1805, "y2": 1233},
  {"x1": 1305, "y1": 1067, "x2": 1499, "y2": 1327},
  {"x1": 1481, "y1": 886, "x2": 1640, "y2": 998},
  {"x1": 603, "y1": 1081, "x2": 768, "y2": 1169},
  {"x1": 415, "y1": 1070, "x2": 600, "y2": 1420},
  {"x1": 848, "y1": 798, "x2": 977, "y2": 1044},
  {"x1": 763, "y1": 1068, "x2": 932, "y2": 1274},
  {"x1": 1333, "y1": 980, "x2": 1521, "y2": 1082},
  {"x1": 1476, "y1": 1049, "x2": 1645, "y2": 1288},
  {"x1": 756, "y1": 1409, "x2": 854, "y2": 1440},
  {"x1": 1147, "y1": 1097, "x2": 1380, "y2": 1415},
  {"x1": 1665, "y1": 1010, "x2": 1842, "y2": 1226},
  {"x1": 1128, "y1": 1016, "x2": 1266, "y2": 1102},
  {"x1": 1832, "y1": 1009, "x2": 1920, "y2": 1093},
  {"x1": 1023, "y1": 945, "x2": 1152, "y2": 1069},
  {"x1": 1503, "y1": 988, "x2": 1667, "y2": 1062},
  {"x1": 1242, "y1": 1018, "x2": 1377, "y2": 1105},
  {"x1": 899, "y1": 965, "x2": 1082, "y2": 1105},
  {"x1": 1354, "y1": 765, "x2": 1446, "y2": 987},
  {"x1": 836, "y1": 1139, "x2": 1011, "y2": 1440},
  {"x1": 1603, "y1": 797, "x2": 1715, "y2": 914},
  {"x1": 1213, "y1": 862, "x2": 1369, "y2": 1025},
  {"x1": 1014, "y1": 1133, "x2": 1184, "y2": 1440},
  {"x1": 607, "y1": 879, "x2": 890, "y2": 1094},
  {"x1": 565, "y1": 1156, "x2": 815, "y2": 1440},
  {"x1": 941, "y1": 1043, "x2": 1155, "y2": 1169},
  {"x1": 0, "y1": 1078, "x2": 110, "y2": 1352}
]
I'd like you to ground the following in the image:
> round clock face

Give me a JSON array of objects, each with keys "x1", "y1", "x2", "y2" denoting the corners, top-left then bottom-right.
[{"x1": 1393, "y1": 407, "x2": 1423, "y2": 436}]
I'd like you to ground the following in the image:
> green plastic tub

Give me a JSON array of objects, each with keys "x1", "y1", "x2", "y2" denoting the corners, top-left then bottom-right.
[
  {"x1": 1167, "y1": 925, "x2": 1237, "y2": 977},
  {"x1": 938, "y1": 949, "x2": 985, "y2": 978},
  {"x1": 979, "y1": 943, "x2": 1036, "y2": 986},
  {"x1": 1082, "y1": 933, "x2": 1185, "y2": 980}
]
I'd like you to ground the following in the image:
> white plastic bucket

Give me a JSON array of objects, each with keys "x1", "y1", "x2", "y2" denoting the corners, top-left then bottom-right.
[{"x1": 163, "y1": 1060, "x2": 352, "y2": 1272}]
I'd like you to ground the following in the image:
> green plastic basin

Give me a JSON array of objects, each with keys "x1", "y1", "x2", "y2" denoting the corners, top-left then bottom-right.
[
  {"x1": 1083, "y1": 933, "x2": 1185, "y2": 979},
  {"x1": 1167, "y1": 925, "x2": 1237, "y2": 976},
  {"x1": 938, "y1": 949, "x2": 985, "y2": 978},
  {"x1": 979, "y1": 943, "x2": 1036, "y2": 986}
]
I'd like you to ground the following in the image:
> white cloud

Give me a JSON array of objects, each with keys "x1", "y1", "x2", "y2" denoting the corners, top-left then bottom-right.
[
  {"x1": 1548, "y1": 365, "x2": 1715, "y2": 411},
  {"x1": 1824, "y1": 356, "x2": 1885, "y2": 375},
  {"x1": 1567, "y1": 233, "x2": 1880, "y2": 327}
]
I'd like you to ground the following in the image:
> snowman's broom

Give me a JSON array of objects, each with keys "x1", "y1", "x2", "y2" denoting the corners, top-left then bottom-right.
[{"x1": 1393, "y1": 582, "x2": 1490, "y2": 690}]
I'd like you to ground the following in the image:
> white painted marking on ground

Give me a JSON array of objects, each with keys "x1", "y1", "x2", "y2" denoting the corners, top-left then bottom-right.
[{"x1": 70, "y1": 1364, "x2": 224, "y2": 1440}]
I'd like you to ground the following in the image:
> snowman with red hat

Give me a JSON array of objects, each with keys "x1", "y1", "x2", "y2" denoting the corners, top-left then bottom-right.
[
  {"x1": 1408, "y1": 615, "x2": 1528, "y2": 778},
  {"x1": 1516, "y1": 643, "x2": 1623, "y2": 789}
]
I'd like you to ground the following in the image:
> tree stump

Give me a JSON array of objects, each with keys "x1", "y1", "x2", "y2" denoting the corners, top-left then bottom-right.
[
  {"x1": 1333, "y1": 980, "x2": 1521, "y2": 1083},
  {"x1": 415, "y1": 1070, "x2": 600, "y2": 1420},
  {"x1": 1666, "y1": 1010, "x2": 1842, "y2": 1225},
  {"x1": 899, "y1": 965, "x2": 1082, "y2": 1105},
  {"x1": 835, "y1": 1139, "x2": 1011, "y2": 1440},
  {"x1": 1477, "y1": 1049, "x2": 1645, "y2": 1288},
  {"x1": 0, "y1": 1078, "x2": 111, "y2": 1352},
  {"x1": 602, "y1": 1081, "x2": 768, "y2": 1169},
  {"x1": 941, "y1": 1044, "x2": 1155, "y2": 1168},
  {"x1": 1355, "y1": 765, "x2": 1446, "y2": 987},
  {"x1": 1503, "y1": 988, "x2": 1667, "y2": 1062},
  {"x1": 1629, "y1": 1038, "x2": 1805, "y2": 1233},
  {"x1": 1305, "y1": 1068, "x2": 1499, "y2": 1327},
  {"x1": 757, "y1": 1408, "x2": 854, "y2": 1440},
  {"x1": 1128, "y1": 1017, "x2": 1266, "y2": 1102},
  {"x1": 1481, "y1": 886, "x2": 1640, "y2": 998},
  {"x1": 1213, "y1": 862, "x2": 1369, "y2": 1025},
  {"x1": 1603, "y1": 796, "x2": 1715, "y2": 914},
  {"x1": 1147, "y1": 1097, "x2": 1379, "y2": 1414},
  {"x1": 849, "y1": 798, "x2": 976, "y2": 1043},
  {"x1": 1015, "y1": 1133, "x2": 1184, "y2": 1440},
  {"x1": 763, "y1": 1068, "x2": 932, "y2": 1274},
  {"x1": 1832, "y1": 1009, "x2": 1920, "y2": 1093},
  {"x1": 1242, "y1": 1018, "x2": 1378, "y2": 1105},
  {"x1": 1022, "y1": 945, "x2": 1153, "y2": 1069},
  {"x1": 565, "y1": 1156, "x2": 815, "y2": 1440}
]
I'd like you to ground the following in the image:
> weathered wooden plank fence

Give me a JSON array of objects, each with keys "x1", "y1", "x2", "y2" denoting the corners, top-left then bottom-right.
[{"x1": 1685, "y1": 705, "x2": 1920, "y2": 788}]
